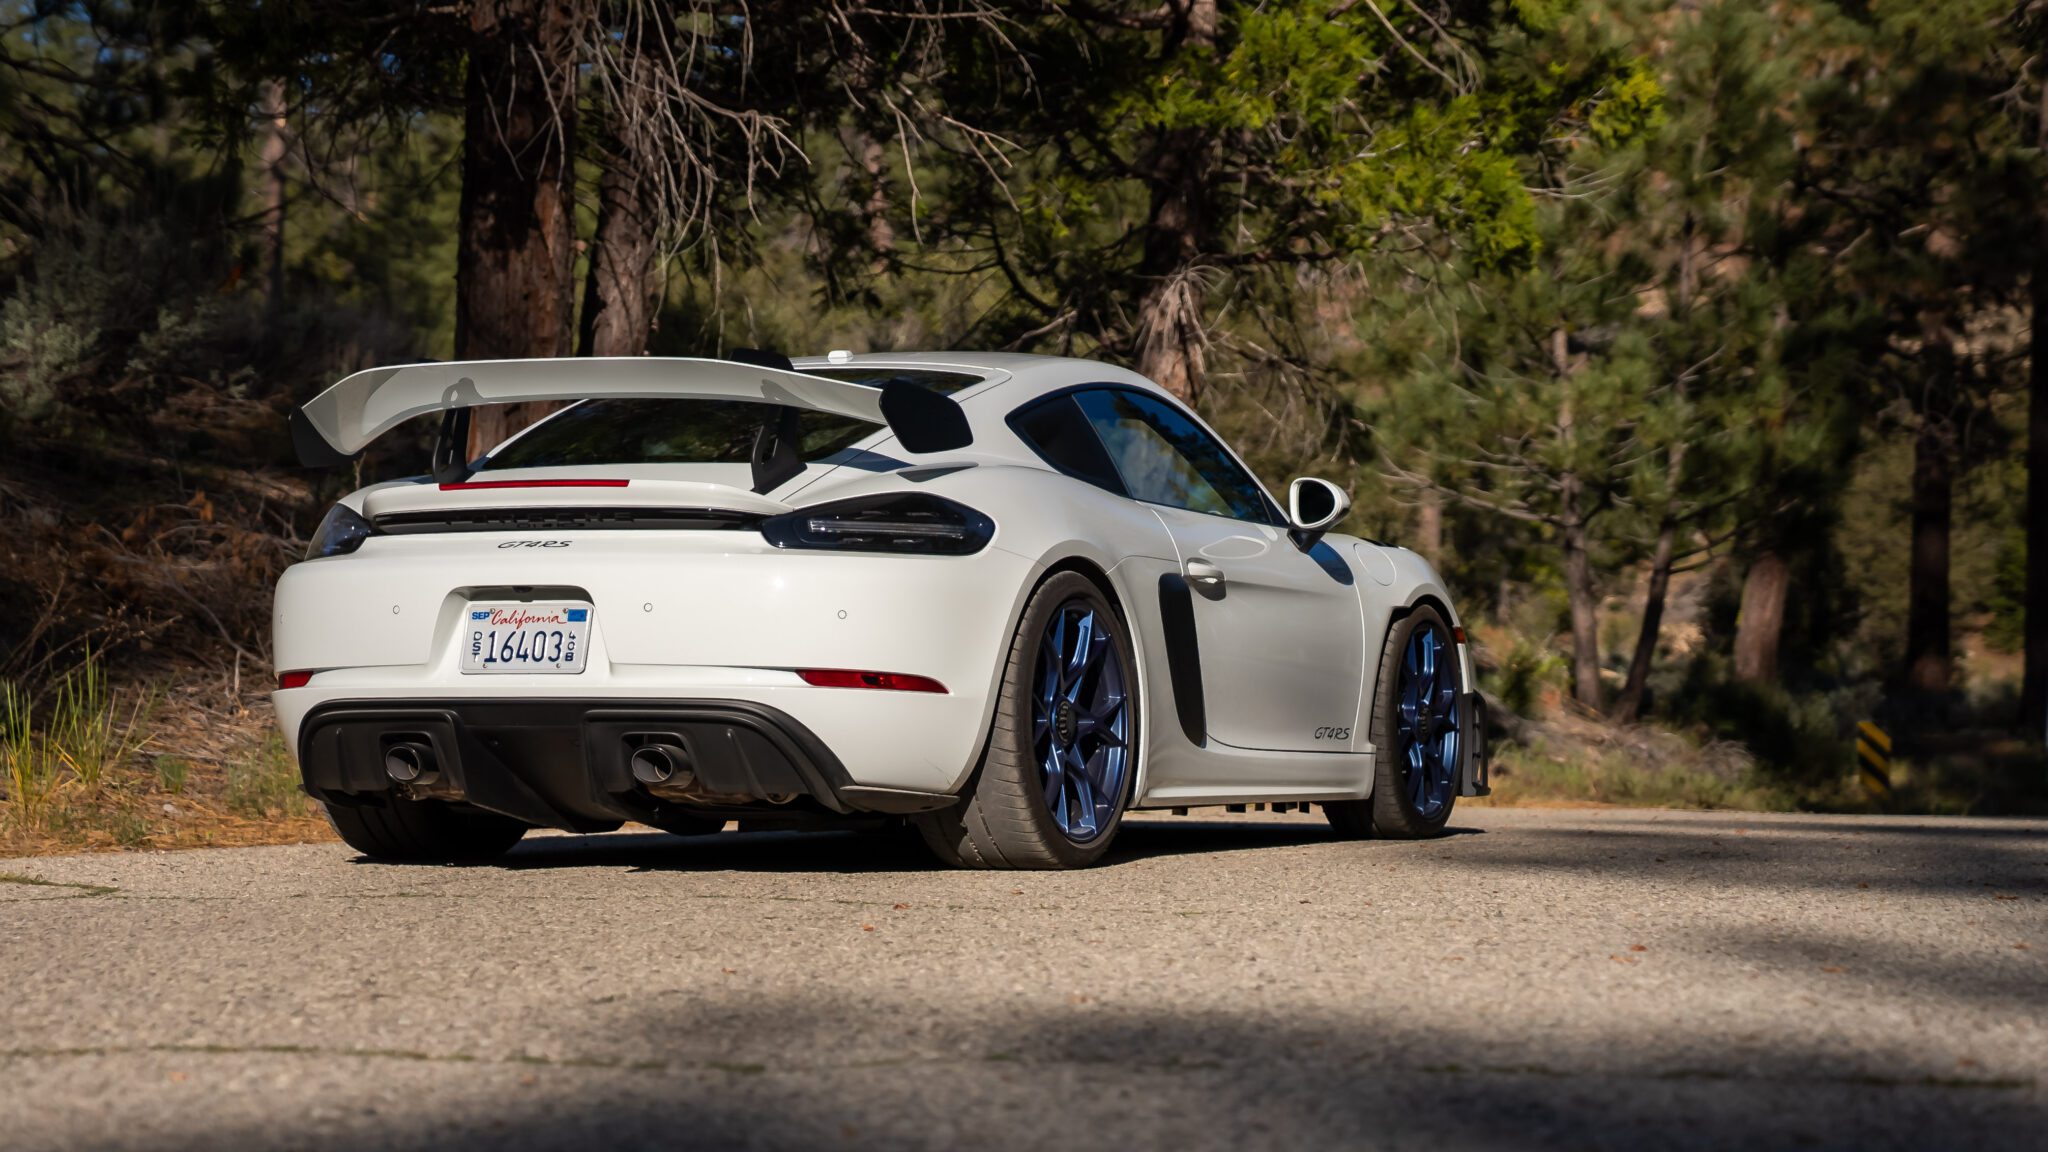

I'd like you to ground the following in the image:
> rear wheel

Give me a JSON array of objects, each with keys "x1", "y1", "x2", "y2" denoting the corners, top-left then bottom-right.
[
  {"x1": 915, "y1": 571, "x2": 1137, "y2": 869},
  {"x1": 1326, "y1": 605, "x2": 1461, "y2": 840},
  {"x1": 323, "y1": 797, "x2": 529, "y2": 863}
]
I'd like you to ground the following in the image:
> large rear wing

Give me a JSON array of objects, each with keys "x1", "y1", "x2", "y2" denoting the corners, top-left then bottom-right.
[{"x1": 289, "y1": 355, "x2": 972, "y2": 491}]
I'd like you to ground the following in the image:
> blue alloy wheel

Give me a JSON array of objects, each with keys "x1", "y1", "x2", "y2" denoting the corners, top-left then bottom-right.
[
  {"x1": 1396, "y1": 622, "x2": 1461, "y2": 819},
  {"x1": 1032, "y1": 600, "x2": 1130, "y2": 842}
]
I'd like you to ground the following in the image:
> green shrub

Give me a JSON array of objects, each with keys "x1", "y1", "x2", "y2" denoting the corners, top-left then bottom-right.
[
  {"x1": 227, "y1": 733, "x2": 303, "y2": 818},
  {"x1": 1665, "y1": 658, "x2": 1851, "y2": 791},
  {"x1": 1490, "y1": 633, "x2": 1566, "y2": 717},
  {"x1": 2, "y1": 682, "x2": 60, "y2": 830},
  {"x1": 153, "y1": 756, "x2": 191, "y2": 795}
]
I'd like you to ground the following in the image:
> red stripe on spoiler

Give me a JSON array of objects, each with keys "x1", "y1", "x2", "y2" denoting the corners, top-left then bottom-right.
[{"x1": 438, "y1": 479, "x2": 631, "y2": 491}]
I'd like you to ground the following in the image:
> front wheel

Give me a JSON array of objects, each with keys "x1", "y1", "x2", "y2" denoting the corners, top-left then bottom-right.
[
  {"x1": 1326, "y1": 605, "x2": 1462, "y2": 840},
  {"x1": 915, "y1": 571, "x2": 1138, "y2": 869}
]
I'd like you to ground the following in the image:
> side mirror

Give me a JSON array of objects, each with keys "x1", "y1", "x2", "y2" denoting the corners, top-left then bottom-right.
[{"x1": 1286, "y1": 477, "x2": 1351, "y2": 552}]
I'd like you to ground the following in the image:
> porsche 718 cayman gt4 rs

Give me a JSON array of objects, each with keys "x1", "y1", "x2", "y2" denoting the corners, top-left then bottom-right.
[{"x1": 274, "y1": 350, "x2": 1487, "y2": 869}]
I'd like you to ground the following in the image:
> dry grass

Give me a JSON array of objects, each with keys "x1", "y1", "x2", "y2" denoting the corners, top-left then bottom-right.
[{"x1": 0, "y1": 660, "x2": 331, "y2": 857}]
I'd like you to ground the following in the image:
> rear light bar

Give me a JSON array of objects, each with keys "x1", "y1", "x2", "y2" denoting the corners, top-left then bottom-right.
[
  {"x1": 277, "y1": 670, "x2": 314, "y2": 690},
  {"x1": 438, "y1": 479, "x2": 631, "y2": 491},
  {"x1": 796, "y1": 669, "x2": 948, "y2": 694}
]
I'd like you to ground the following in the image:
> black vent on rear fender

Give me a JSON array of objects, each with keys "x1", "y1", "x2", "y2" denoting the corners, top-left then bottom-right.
[{"x1": 374, "y1": 507, "x2": 766, "y2": 534}]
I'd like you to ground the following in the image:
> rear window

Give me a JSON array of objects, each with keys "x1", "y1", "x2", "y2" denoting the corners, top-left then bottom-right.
[
  {"x1": 1009, "y1": 394, "x2": 1126, "y2": 494},
  {"x1": 483, "y1": 399, "x2": 872, "y2": 469}
]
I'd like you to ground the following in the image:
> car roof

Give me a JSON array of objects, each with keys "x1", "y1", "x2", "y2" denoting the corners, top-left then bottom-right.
[
  {"x1": 781, "y1": 351, "x2": 1283, "y2": 518},
  {"x1": 787, "y1": 351, "x2": 1170, "y2": 410}
]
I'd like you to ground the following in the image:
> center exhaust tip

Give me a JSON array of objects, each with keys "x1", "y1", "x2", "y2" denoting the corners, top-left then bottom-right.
[{"x1": 629, "y1": 743, "x2": 692, "y2": 788}]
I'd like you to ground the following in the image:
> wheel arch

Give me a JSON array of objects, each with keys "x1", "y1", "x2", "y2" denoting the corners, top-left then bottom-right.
[
  {"x1": 1389, "y1": 592, "x2": 1457, "y2": 629},
  {"x1": 1039, "y1": 554, "x2": 1124, "y2": 617},
  {"x1": 978, "y1": 551, "x2": 1156, "y2": 813}
]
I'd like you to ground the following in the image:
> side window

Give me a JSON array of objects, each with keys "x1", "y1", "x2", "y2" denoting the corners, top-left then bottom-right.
[
  {"x1": 1071, "y1": 389, "x2": 1275, "y2": 523},
  {"x1": 1008, "y1": 394, "x2": 1128, "y2": 496}
]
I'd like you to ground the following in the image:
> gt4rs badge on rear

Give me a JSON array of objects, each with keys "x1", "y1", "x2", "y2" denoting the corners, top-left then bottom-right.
[{"x1": 496, "y1": 540, "x2": 571, "y2": 549}]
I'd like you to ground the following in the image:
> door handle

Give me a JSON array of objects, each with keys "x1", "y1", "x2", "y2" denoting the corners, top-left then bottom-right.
[{"x1": 1185, "y1": 559, "x2": 1226, "y2": 588}]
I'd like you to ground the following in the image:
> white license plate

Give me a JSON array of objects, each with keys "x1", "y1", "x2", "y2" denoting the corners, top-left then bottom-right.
[{"x1": 460, "y1": 602, "x2": 592, "y2": 674}]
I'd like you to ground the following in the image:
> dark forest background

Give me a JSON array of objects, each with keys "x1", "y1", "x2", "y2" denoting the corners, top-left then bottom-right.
[{"x1": 2, "y1": 0, "x2": 2046, "y2": 845}]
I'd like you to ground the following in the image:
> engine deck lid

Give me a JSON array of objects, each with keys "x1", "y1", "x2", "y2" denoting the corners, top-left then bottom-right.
[{"x1": 362, "y1": 475, "x2": 794, "y2": 523}]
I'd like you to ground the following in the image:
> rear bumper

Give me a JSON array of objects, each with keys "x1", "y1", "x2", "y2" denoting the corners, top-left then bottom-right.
[
  {"x1": 299, "y1": 698, "x2": 959, "y2": 832},
  {"x1": 271, "y1": 533, "x2": 1039, "y2": 794}
]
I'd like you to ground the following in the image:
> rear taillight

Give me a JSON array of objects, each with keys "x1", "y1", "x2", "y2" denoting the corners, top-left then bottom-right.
[
  {"x1": 797, "y1": 669, "x2": 948, "y2": 693},
  {"x1": 277, "y1": 670, "x2": 314, "y2": 690},
  {"x1": 305, "y1": 503, "x2": 377, "y2": 560},
  {"x1": 760, "y1": 493, "x2": 993, "y2": 555}
]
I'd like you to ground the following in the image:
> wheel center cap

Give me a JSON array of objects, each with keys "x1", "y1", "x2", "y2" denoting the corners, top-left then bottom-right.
[{"x1": 1054, "y1": 699, "x2": 1079, "y2": 746}]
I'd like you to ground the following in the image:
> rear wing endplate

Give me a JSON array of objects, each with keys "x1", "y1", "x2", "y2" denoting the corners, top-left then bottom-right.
[{"x1": 289, "y1": 356, "x2": 972, "y2": 489}]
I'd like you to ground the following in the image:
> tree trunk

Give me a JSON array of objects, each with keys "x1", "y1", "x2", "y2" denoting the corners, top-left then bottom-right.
[
  {"x1": 2024, "y1": 76, "x2": 2048, "y2": 738},
  {"x1": 577, "y1": 154, "x2": 661, "y2": 358},
  {"x1": 1733, "y1": 549, "x2": 1790, "y2": 684},
  {"x1": 860, "y1": 133, "x2": 895, "y2": 261},
  {"x1": 1131, "y1": 136, "x2": 1209, "y2": 403},
  {"x1": 1613, "y1": 369, "x2": 1691, "y2": 722},
  {"x1": 1552, "y1": 325, "x2": 1600, "y2": 709},
  {"x1": 1611, "y1": 526, "x2": 1675, "y2": 724},
  {"x1": 1562, "y1": 510, "x2": 1603, "y2": 711},
  {"x1": 1905, "y1": 421, "x2": 1954, "y2": 703},
  {"x1": 257, "y1": 78, "x2": 289, "y2": 313},
  {"x1": 458, "y1": 0, "x2": 585, "y2": 457},
  {"x1": 1131, "y1": 0, "x2": 1217, "y2": 404},
  {"x1": 1415, "y1": 487, "x2": 1443, "y2": 563}
]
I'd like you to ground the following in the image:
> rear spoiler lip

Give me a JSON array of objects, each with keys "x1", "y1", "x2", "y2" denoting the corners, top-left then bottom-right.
[{"x1": 290, "y1": 356, "x2": 972, "y2": 469}]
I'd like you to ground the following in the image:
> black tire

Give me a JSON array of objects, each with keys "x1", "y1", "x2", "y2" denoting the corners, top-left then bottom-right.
[
  {"x1": 1326, "y1": 604, "x2": 1458, "y2": 841},
  {"x1": 914, "y1": 571, "x2": 1138, "y2": 870},
  {"x1": 323, "y1": 796, "x2": 529, "y2": 862}
]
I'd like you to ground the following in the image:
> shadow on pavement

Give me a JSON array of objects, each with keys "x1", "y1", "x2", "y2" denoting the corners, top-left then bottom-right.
[
  {"x1": 55, "y1": 809, "x2": 2048, "y2": 1152},
  {"x1": 431, "y1": 815, "x2": 1483, "y2": 874},
  {"x1": 1429, "y1": 812, "x2": 2048, "y2": 900},
  {"x1": 129, "y1": 990, "x2": 2043, "y2": 1152}
]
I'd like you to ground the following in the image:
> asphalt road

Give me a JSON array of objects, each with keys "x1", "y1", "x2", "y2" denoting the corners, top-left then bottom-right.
[{"x1": 3, "y1": 807, "x2": 2044, "y2": 1152}]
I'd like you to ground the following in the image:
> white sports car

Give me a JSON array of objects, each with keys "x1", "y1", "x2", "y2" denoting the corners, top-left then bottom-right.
[{"x1": 275, "y1": 350, "x2": 1486, "y2": 869}]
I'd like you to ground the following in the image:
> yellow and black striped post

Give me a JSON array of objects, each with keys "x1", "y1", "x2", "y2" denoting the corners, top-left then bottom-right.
[{"x1": 1856, "y1": 721, "x2": 1892, "y2": 803}]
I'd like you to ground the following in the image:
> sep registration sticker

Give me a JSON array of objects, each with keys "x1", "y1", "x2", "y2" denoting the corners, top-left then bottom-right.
[{"x1": 460, "y1": 603, "x2": 592, "y2": 674}]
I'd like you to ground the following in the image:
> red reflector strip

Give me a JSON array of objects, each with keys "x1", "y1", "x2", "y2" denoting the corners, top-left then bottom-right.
[
  {"x1": 796, "y1": 669, "x2": 948, "y2": 694},
  {"x1": 1452, "y1": 626, "x2": 1467, "y2": 645},
  {"x1": 438, "y1": 479, "x2": 631, "y2": 491},
  {"x1": 277, "y1": 670, "x2": 314, "y2": 690}
]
